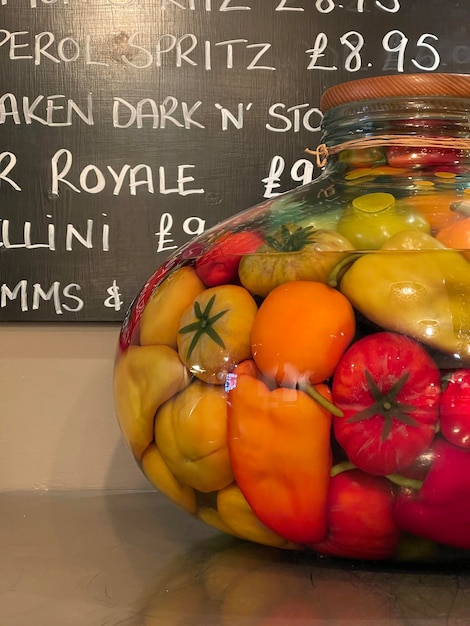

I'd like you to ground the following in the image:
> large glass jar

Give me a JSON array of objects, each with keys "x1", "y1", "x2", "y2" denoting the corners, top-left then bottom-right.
[{"x1": 114, "y1": 73, "x2": 470, "y2": 562}]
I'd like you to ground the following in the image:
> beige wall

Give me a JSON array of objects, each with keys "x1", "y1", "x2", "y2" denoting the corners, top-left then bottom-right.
[{"x1": 0, "y1": 324, "x2": 149, "y2": 491}]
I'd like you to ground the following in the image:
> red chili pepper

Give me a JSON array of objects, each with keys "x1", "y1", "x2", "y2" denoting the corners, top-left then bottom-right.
[
  {"x1": 195, "y1": 231, "x2": 263, "y2": 286},
  {"x1": 310, "y1": 467, "x2": 401, "y2": 560},
  {"x1": 393, "y1": 438, "x2": 470, "y2": 550}
]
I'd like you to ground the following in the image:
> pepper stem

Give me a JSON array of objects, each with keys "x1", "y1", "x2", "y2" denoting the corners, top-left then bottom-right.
[
  {"x1": 298, "y1": 383, "x2": 344, "y2": 417},
  {"x1": 330, "y1": 461, "x2": 356, "y2": 477},
  {"x1": 327, "y1": 253, "x2": 361, "y2": 287},
  {"x1": 385, "y1": 473, "x2": 423, "y2": 491},
  {"x1": 330, "y1": 466, "x2": 424, "y2": 491}
]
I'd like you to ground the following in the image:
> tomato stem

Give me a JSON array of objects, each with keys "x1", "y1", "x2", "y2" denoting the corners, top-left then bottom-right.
[
  {"x1": 178, "y1": 293, "x2": 228, "y2": 359},
  {"x1": 347, "y1": 370, "x2": 420, "y2": 443},
  {"x1": 265, "y1": 224, "x2": 316, "y2": 252},
  {"x1": 299, "y1": 383, "x2": 344, "y2": 417}
]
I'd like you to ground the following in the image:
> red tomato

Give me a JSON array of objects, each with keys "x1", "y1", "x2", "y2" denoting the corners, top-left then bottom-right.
[
  {"x1": 440, "y1": 369, "x2": 470, "y2": 448},
  {"x1": 386, "y1": 146, "x2": 462, "y2": 168},
  {"x1": 310, "y1": 469, "x2": 401, "y2": 560},
  {"x1": 332, "y1": 332, "x2": 441, "y2": 475},
  {"x1": 195, "y1": 231, "x2": 263, "y2": 286}
]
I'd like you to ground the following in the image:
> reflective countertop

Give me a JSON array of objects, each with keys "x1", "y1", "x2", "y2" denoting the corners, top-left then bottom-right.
[{"x1": 1, "y1": 491, "x2": 470, "y2": 626}]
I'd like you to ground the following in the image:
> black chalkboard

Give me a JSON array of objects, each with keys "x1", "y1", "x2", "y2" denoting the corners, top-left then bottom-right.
[{"x1": 1, "y1": 0, "x2": 469, "y2": 321}]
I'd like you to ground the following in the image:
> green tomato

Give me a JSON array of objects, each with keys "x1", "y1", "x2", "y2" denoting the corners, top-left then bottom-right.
[{"x1": 337, "y1": 192, "x2": 430, "y2": 250}]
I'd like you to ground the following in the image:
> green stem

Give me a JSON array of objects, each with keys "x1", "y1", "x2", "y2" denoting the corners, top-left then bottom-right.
[
  {"x1": 298, "y1": 383, "x2": 344, "y2": 417},
  {"x1": 330, "y1": 464, "x2": 424, "y2": 490},
  {"x1": 327, "y1": 253, "x2": 362, "y2": 288},
  {"x1": 330, "y1": 461, "x2": 356, "y2": 477},
  {"x1": 385, "y1": 473, "x2": 423, "y2": 491}
]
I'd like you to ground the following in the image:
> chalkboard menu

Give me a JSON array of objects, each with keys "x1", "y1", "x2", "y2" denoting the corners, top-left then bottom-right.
[{"x1": 1, "y1": 0, "x2": 469, "y2": 321}]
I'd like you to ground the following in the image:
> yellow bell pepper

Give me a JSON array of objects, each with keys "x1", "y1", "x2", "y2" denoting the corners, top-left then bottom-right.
[
  {"x1": 217, "y1": 483, "x2": 296, "y2": 548},
  {"x1": 140, "y1": 266, "x2": 205, "y2": 348},
  {"x1": 339, "y1": 246, "x2": 470, "y2": 362},
  {"x1": 113, "y1": 344, "x2": 190, "y2": 460},
  {"x1": 154, "y1": 380, "x2": 234, "y2": 492},
  {"x1": 141, "y1": 444, "x2": 196, "y2": 513}
]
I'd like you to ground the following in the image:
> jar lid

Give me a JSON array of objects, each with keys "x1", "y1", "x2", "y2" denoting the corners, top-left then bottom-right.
[{"x1": 321, "y1": 73, "x2": 470, "y2": 111}]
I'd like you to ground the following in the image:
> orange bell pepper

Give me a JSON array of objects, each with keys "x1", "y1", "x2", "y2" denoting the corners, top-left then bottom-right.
[{"x1": 227, "y1": 374, "x2": 332, "y2": 544}]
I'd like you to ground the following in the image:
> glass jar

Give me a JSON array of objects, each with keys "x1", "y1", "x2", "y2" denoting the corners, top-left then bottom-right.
[{"x1": 114, "y1": 73, "x2": 470, "y2": 562}]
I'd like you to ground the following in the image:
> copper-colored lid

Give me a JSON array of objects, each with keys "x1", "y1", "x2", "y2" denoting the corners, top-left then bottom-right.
[{"x1": 321, "y1": 73, "x2": 470, "y2": 111}]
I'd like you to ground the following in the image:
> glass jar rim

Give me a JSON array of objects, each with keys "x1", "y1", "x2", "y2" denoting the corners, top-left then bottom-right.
[
  {"x1": 322, "y1": 95, "x2": 470, "y2": 130},
  {"x1": 318, "y1": 95, "x2": 470, "y2": 158}
]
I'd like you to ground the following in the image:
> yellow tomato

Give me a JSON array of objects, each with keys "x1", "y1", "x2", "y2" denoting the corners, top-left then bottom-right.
[{"x1": 177, "y1": 284, "x2": 258, "y2": 385}]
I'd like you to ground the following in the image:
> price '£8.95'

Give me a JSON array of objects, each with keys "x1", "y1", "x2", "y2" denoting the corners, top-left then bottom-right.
[{"x1": 308, "y1": 29, "x2": 440, "y2": 73}]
